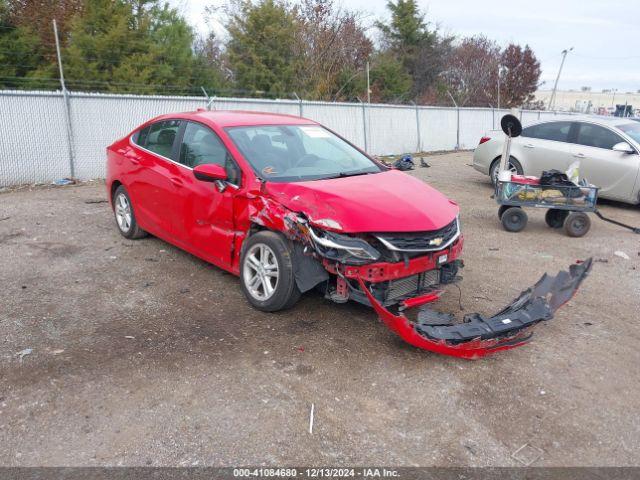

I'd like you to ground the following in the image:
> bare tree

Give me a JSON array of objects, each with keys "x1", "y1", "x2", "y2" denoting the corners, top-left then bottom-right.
[
  {"x1": 442, "y1": 35, "x2": 500, "y2": 107},
  {"x1": 294, "y1": 0, "x2": 372, "y2": 100}
]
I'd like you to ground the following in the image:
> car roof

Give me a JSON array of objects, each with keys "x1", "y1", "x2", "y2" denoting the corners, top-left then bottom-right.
[
  {"x1": 530, "y1": 115, "x2": 637, "y2": 129},
  {"x1": 152, "y1": 110, "x2": 318, "y2": 128}
]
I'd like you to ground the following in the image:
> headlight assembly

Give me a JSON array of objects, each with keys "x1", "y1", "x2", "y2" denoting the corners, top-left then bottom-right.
[{"x1": 309, "y1": 227, "x2": 380, "y2": 265}]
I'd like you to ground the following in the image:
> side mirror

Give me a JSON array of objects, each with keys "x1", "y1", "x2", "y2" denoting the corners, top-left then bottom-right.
[
  {"x1": 612, "y1": 142, "x2": 635, "y2": 154},
  {"x1": 193, "y1": 163, "x2": 227, "y2": 182}
]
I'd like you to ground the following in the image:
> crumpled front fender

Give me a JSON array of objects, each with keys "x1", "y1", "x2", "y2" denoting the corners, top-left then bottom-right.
[{"x1": 358, "y1": 259, "x2": 593, "y2": 359}]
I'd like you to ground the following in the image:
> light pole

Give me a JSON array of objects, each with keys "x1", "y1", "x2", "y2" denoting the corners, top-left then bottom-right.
[{"x1": 549, "y1": 47, "x2": 573, "y2": 111}]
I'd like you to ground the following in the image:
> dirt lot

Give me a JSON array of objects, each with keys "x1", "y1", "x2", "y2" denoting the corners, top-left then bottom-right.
[{"x1": 1, "y1": 151, "x2": 639, "y2": 467}]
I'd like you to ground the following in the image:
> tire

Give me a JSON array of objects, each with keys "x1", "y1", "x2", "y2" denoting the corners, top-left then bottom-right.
[
  {"x1": 113, "y1": 185, "x2": 147, "y2": 239},
  {"x1": 498, "y1": 205, "x2": 510, "y2": 220},
  {"x1": 490, "y1": 156, "x2": 523, "y2": 186},
  {"x1": 501, "y1": 207, "x2": 528, "y2": 232},
  {"x1": 240, "y1": 231, "x2": 301, "y2": 312},
  {"x1": 563, "y1": 212, "x2": 591, "y2": 237},
  {"x1": 545, "y1": 209, "x2": 569, "y2": 229}
]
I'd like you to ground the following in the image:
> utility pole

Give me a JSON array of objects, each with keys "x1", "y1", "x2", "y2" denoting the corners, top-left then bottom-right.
[
  {"x1": 53, "y1": 19, "x2": 76, "y2": 178},
  {"x1": 549, "y1": 47, "x2": 573, "y2": 111},
  {"x1": 366, "y1": 61, "x2": 371, "y2": 104}
]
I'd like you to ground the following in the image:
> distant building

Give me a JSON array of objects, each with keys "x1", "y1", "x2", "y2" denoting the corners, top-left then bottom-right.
[{"x1": 535, "y1": 89, "x2": 640, "y2": 115}]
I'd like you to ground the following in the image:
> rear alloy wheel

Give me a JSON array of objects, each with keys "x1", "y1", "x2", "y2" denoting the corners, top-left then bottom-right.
[
  {"x1": 563, "y1": 212, "x2": 591, "y2": 237},
  {"x1": 490, "y1": 157, "x2": 523, "y2": 186},
  {"x1": 501, "y1": 207, "x2": 528, "y2": 232},
  {"x1": 545, "y1": 209, "x2": 569, "y2": 229},
  {"x1": 240, "y1": 231, "x2": 300, "y2": 312},
  {"x1": 113, "y1": 185, "x2": 147, "y2": 239}
]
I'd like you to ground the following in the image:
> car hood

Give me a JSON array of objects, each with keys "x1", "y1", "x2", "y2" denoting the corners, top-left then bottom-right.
[{"x1": 264, "y1": 169, "x2": 458, "y2": 233}]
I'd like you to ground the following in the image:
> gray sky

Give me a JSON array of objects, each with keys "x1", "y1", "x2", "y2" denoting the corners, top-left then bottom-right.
[{"x1": 170, "y1": 0, "x2": 640, "y2": 93}]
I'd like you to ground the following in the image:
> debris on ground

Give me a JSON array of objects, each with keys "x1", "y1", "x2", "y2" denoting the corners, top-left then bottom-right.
[
  {"x1": 144, "y1": 257, "x2": 158, "y2": 262},
  {"x1": 595, "y1": 258, "x2": 609, "y2": 263},
  {"x1": 393, "y1": 154, "x2": 415, "y2": 171},
  {"x1": 0, "y1": 216, "x2": 10, "y2": 221},
  {"x1": 180, "y1": 288, "x2": 190, "y2": 294},
  {"x1": 614, "y1": 251, "x2": 630, "y2": 260},
  {"x1": 53, "y1": 178, "x2": 77, "y2": 186},
  {"x1": 309, "y1": 403, "x2": 315, "y2": 434},
  {"x1": 124, "y1": 336, "x2": 135, "y2": 340},
  {"x1": 489, "y1": 247, "x2": 499, "y2": 251},
  {"x1": 16, "y1": 348, "x2": 32, "y2": 361},
  {"x1": 84, "y1": 199, "x2": 108, "y2": 204},
  {"x1": 51, "y1": 349, "x2": 65, "y2": 355}
]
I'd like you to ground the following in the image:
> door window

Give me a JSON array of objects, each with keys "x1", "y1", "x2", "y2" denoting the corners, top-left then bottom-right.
[
  {"x1": 136, "y1": 120, "x2": 181, "y2": 160},
  {"x1": 179, "y1": 122, "x2": 240, "y2": 185},
  {"x1": 576, "y1": 123, "x2": 624, "y2": 150},
  {"x1": 522, "y1": 122, "x2": 573, "y2": 142}
]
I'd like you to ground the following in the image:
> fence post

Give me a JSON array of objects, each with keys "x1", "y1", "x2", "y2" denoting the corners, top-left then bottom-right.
[
  {"x1": 456, "y1": 107, "x2": 460, "y2": 150},
  {"x1": 359, "y1": 99, "x2": 368, "y2": 153},
  {"x1": 412, "y1": 101, "x2": 421, "y2": 153},
  {"x1": 53, "y1": 19, "x2": 76, "y2": 179},
  {"x1": 492, "y1": 107, "x2": 495, "y2": 129},
  {"x1": 538, "y1": 111, "x2": 541, "y2": 120},
  {"x1": 293, "y1": 92, "x2": 303, "y2": 117}
]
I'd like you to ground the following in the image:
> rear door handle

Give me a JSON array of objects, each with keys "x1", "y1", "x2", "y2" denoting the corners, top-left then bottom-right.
[
  {"x1": 170, "y1": 177, "x2": 184, "y2": 188},
  {"x1": 524, "y1": 143, "x2": 535, "y2": 148},
  {"x1": 573, "y1": 153, "x2": 586, "y2": 158}
]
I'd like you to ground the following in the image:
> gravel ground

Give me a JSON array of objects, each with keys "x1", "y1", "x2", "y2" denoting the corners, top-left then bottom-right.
[{"x1": 1, "y1": 151, "x2": 639, "y2": 467}]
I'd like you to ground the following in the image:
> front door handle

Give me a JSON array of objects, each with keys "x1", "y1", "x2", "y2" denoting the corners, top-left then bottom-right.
[
  {"x1": 524, "y1": 143, "x2": 535, "y2": 148},
  {"x1": 573, "y1": 153, "x2": 586, "y2": 158}
]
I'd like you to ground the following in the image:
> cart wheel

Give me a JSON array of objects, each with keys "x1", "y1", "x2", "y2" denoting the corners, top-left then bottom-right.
[
  {"x1": 545, "y1": 209, "x2": 569, "y2": 229},
  {"x1": 564, "y1": 212, "x2": 591, "y2": 237},
  {"x1": 498, "y1": 205, "x2": 510, "y2": 219},
  {"x1": 501, "y1": 207, "x2": 528, "y2": 232}
]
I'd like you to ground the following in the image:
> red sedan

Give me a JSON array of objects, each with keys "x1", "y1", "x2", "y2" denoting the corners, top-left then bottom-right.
[{"x1": 107, "y1": 110, "x2": 591, "y2": 359}]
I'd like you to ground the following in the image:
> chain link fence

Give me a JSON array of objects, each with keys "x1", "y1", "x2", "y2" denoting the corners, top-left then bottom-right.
[{"x1": 0, "y1": 89, "x2": 578, "y2": 187}]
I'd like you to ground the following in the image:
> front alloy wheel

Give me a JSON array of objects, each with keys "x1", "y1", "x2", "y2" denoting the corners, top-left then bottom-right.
[
  {"x1": 243, "y1": 243, "x2": 279, "y2": 301},
  {"x1": 240, "y1": 231, "x2": 301, "y2": 312}
]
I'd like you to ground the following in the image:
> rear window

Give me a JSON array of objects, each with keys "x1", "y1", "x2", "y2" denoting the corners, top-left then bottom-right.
[{"x1": 522, "y1": 122, "x2": 573, "y2": 142}]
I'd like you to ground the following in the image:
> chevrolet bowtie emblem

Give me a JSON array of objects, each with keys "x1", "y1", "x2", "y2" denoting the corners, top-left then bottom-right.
[{"x1": 429, "y1": 237, "x2": 443, "y2": 246}]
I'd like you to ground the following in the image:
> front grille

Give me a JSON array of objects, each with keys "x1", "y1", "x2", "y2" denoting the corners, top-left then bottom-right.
[
  {"x1": 375, "y1": 218, "x2": 459, "y2": 252},
  {"x1": 385, "y1": 269, "x2": 440, "y2": 303}
]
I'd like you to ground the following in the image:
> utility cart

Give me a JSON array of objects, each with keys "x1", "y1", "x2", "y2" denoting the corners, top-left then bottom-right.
[
  {"x1": 496, "y1": 179, "x2": 599, "y2": 237},
  {"x1": 493, "y1": 113, "x2": 639, "y2": 237}
]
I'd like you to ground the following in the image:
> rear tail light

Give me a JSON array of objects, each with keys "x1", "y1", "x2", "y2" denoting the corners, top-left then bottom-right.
[{"x1": 479, "y1": 136, "x2": 491, "y2": 145}]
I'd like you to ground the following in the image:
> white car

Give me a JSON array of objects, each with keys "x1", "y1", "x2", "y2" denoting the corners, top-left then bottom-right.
[{"x1": 472, "y1": 117, "x2": 640, "y2": 205}]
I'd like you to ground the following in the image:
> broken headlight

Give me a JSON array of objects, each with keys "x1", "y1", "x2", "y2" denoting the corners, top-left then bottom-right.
[{"x1": 309, "y1": 227, "x2": 380, "y2": 265}]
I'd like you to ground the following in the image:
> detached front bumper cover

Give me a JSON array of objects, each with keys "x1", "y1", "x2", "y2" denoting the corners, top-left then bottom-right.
[{"x1": 359, "y1": 258, "x2": 593, "y2": 359}]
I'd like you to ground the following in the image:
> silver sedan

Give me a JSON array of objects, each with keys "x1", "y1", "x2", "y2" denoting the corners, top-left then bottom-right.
[{"x1": 472, "y1": 117, "x2": 640, "y2": 205}]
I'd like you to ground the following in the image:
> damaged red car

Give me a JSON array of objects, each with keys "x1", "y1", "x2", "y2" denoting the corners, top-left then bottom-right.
[{"x1": 106, "y1": 110, "x2": 591, "y2": 359}]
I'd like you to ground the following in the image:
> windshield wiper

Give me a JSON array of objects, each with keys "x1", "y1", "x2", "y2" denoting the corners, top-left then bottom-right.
[{"x1": 321, "y1": 171, "x2": 376, "y2": 180}]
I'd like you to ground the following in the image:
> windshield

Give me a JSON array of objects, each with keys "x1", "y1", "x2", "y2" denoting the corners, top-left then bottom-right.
[
  {"x1": 225, "y1": 124, "x2": 382, "y2": 182},
  {"x1": 617, "y1": 123, "x2": 640, "y2": 144}
]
